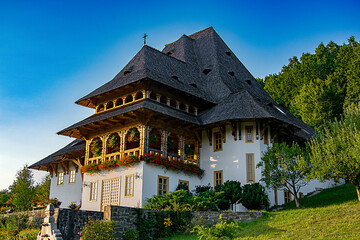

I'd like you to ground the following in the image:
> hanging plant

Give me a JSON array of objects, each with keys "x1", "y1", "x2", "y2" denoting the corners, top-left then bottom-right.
[
  {"x1": 127, "y1": 129, "x2": 140, "y2": 142},
  {"x1": 185, "y1": 144, "x2": 194, "y2": 156},
  {"x1": 167, "y1": 137, "x2": 177, "y2": 150},
  {"x1": 90, "y1": 138, "x2": 102, "y2": 157},
  {"x1": 149, "y1": 133, "x2": 159, "y2": 145},
  {"x1": 108, "y1": 134, "x2": 119, "y2": 148}
]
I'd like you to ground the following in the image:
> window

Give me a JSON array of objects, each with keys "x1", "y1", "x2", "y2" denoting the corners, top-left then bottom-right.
[
  {"x1": 245, "y1": 126, "x2": 253, "y2": 143},
  {"x1": 57, "y1": 172, "x2": 64, "y2": 185},
  {"x1": 299, "y1": 192, "x2": 304, "y2": 198},
  {"x1": 264, "y1": 128, "x2": 269, "y2": 145},
  {"x1": 213, "y1": 132, "x2": 222, "y2": 152},
  {"x1": 90, "y1": 182, "x2": 97, "y2": 201},
  {"x1": 179, "y1": 180, "x2": 189, "y2": 187},
  {"x1": 158, "y1": 176, "x2": 169, "y2": 195},
  {"x1": 274, "y1": 187, "x2": 278, "y2": 205},
  {"x1": 69, "y1": 169, "x2": 76, "y2": 183},
  {"x1": 214, "y1": 170, "x2": 223, "y2": 187},
  {"x1": 246, "y1": 154, "x2": 255, "y2": 182},
  {"x1": 284, "y1": 189, "x2": 292, "y2": 203},
  {"x1": 125, "y1": 174, "x2": 134, "y2": 197}
]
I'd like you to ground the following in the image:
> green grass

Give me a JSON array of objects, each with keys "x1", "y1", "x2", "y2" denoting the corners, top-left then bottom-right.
[{"x1": 162, "y1": 183, "x2": 360, "y2": 239}]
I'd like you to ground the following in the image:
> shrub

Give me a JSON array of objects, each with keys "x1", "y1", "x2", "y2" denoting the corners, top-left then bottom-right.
[
  {"x1": 176, "y1": 182, "x2": 189, "y2": 192},
  {"x1": 124, "y1": 229, "x2": 139, "y2": 240},
  {"x1": 17, "y1": 228, "x2": 39, "y2": 240},
  {"x1": 241, "y1": 183, "x2": 269, "y2": 210},
  {"x1": 145, "y1": 190, "x2": 193, "y2": 211},
  {"x1": 192, "y1": 184, "x2": 213, "y2": 195},
  {"x1": 79, "y1": 218, "x2": 117, "y2": 240},
  {"x1": 193, "y1": 214, "x2": 241, "y2": 240}
]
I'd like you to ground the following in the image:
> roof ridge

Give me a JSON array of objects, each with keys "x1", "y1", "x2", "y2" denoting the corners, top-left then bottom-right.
[
  {"x1": 188, "y1": 26, "x2": 214, "y2": 38},
  {"x1": 143, "y1": 44, "x2": 186, "y2": 64}
]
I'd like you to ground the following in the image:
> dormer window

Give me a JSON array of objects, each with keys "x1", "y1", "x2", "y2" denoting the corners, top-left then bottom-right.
[
  {"x1": 190, "y1": 83, "x2": 197, "y2": 88},
  {"x1": 203, "y1": 69, "x2": 211, "y2": 75},
  {"x1": 171, "y1": 76, "x2": 179, "y2": 80},
  {"x1": 228, "y1": 72, "x2": 235, "y2": 76},
  {"x1": 225, "y1": 51, "x2": 231, "y2": 56},
  {"x1": 124, "y1": 71, "x2": 131, "y2": 76},
  {"x1": 246, "y1": 79, "x2": 252, "y2": 85},
  {"x1": 97, "y1": 104, "x2": 105, "y2": 113},
  {"x1": 166, "y1": 51, "x2": 173, "y2": 56}
]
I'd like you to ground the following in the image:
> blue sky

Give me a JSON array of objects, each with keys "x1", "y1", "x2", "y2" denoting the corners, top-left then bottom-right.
[{"x1": 0, "y1": 0, "x2": 359, "y2": 189}]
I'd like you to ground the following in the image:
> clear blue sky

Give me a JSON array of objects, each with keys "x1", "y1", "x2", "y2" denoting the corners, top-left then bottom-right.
[{"x1": 0, "y1": 0, "x2": 359, "y2": 189}]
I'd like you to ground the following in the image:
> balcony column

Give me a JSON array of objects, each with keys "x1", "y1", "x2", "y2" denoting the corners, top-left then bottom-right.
[
  {"x1": 195, "y1": 140, "x2": 200, "y2": 165},
  {"x1": 101, "y1": 135, "x2": 109, "y2": 162},
  {"x1": 161, "y1": 130, "x2": 168, "y2": 157},
  {"x1": 120, "y1": 130, "x2": 126, "y2": 158},
  {"x1": 179, "y1": 136, "x2": 185, "y2": 162},
  {"x1": 85, "y1": 140, "x2": 91, "y2": 165},
  {"x1": 138, "y1": 125, "x2": 149, "y2": 155}
]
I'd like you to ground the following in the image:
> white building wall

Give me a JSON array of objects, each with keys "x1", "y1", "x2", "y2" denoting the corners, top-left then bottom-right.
[
  {"x1": 142, "y1": 163, "x2": 202, "y2": 206},
  {"x1": 49, "y1": 162, "x2": 82, "y2": 208},
  {"x1": 81, "y1": 162, "x2": 144, "y2": 212}
]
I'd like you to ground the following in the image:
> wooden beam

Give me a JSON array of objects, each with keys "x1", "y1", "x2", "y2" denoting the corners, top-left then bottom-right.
[
  {"x1": 194, "y1": 130, "x2": 202, "y2": 148},
  {"x1": 238, "y1": 122, "x2": 242, "y2": 140},
  {"x1": 256, "y1": 121, "x2": 259, "y2": 140},
  {"x1": 206, "y1": 128, "x2": 212, "y2": 146},
  {"x1": 217, "y1": 124, "x2": 226, "y2": 143},
  {"x1": 229, "y1": 121, "x2": 238, "y2": 141},
  {"x1": 60, "y1": 161, "x2": 69, "y2": 174},
  {"x1": 72, "y1": 158, "x2": 84, "y2": 169}
]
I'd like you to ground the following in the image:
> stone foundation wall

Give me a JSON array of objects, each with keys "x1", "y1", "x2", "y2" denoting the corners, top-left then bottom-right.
[
  {"x1": 57, "y1": 208, "x2": 104, "y2": 240},
  {"x1": 105, "y1": 206, "x2": 263, "y2": 239}
]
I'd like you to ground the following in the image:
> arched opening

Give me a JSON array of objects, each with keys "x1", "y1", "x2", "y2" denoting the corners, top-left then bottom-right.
[
  {"x1": 190, "y1": 83, "x2": 197, "y2": 88},
  {"x1": 160, "y1": 96, "x2": 167, "y2": 104},
  {"x1": 166, "y1": 51, "x2": 173, "y2": 56},
  {"x1": 188, "y1": 106, "x2": 195, "y2": 114},
  {"x1": 170, "y1": 99, "x2": 177, "y2": 108},
  {"x1": 150, "y1": 92, "x2": 157, "y2": 100},
  {"x1": 115, "y1": 98, "x2": 123, "y2": 107},
  {"x1": 97, "y1": 104, "x2": 105, "y2": 113},
  {"x1": 89, "y1": 137, "x2": 103, "y2": 158},
  {"x1": 184, "y1": 141, "x2": 195, "y2": 159},
  {"x1": 225, "y1": 51, "x2": 231, "y2": 56},
  {"x1": 106, "y1": 101, "x2": 114, "y2": 110},
  {"x1": 171, "y1": 76, "x2": 178, "y2": 80},
  {"x1": 107, "y1": 133, "x2": 120, "y2": 154},
  {"x1": 179, "y1": 103, "x2": 186, "y2": 111},
  {"x1": 124, "y1": 71, "x2": 131, "y2": 76},
  {"x1": 125, "y1": 95, "x2": 133, "y2": 104},
  {"x1": 149, "y1": 128, "x2": 161, "y2": 150},
  {"x1": 167, "y1": 133, "x2": 179, "y2": 155},
  {"x1": 125, "y1": 128, "x2": 140, "y2": 150},
  {"x1": 135, "y1": 92, "x2": 143, "y2": 100},
  {"x1": 246, "y1": 79, "x2": 252, "y2": 85},
  {"x1": 228, "y1": 71, "x2": 235, "y2": 76}
]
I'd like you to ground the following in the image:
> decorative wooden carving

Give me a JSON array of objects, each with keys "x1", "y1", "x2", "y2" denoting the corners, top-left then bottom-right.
[
  {"x1": 205, "y1": 128, "x2": 212, "y2": 146},
  {"x1": 229, "y1": 121, "x2": 237, "y2": 141},
  {"x1": 217, "y1": 124, "x2": 226, "y2": 143}
]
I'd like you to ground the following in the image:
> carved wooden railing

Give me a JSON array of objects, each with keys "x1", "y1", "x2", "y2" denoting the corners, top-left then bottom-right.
[
  {"x1": 123, "y1": 148, "x2": 140, "y2": 156},
  {"x1": 148, "y1": 148, "x2": 162, "y2": 156},
  {"x1": 104, "y1": 152, "x2": 121, "y2": 162},
  {"x1": 167, "y1": 152, "x2": 181, "y2": 161},
  {"x1": 87, "y1": 156, "x2": 102, "y2": 164}
]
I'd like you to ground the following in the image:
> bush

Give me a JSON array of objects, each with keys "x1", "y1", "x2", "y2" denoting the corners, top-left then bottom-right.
[
  {"x1": 145, "y1": 190, "x2": 193, "y2": 211},
  {"x1": 79, "y1": 218, "x2": 117, "y2": 240},
  {"x1": 176, "y1": 182, "x2": 189, "y2": 192},
  {"x1": 193, "y1": 214, "x2": 241, "y2": 240},
  {"x1": 241, "y1": 183, "x2": 269, "y2": 210},
  {"x1": 192, "y1": 184, "x2": 213, "y2": 195},
  {"x1": 124, "y1": 229, "x2": 139, "y2": 240},
  {"x1": 17, "y1": 228, "x2": 39, "y2": 240}
]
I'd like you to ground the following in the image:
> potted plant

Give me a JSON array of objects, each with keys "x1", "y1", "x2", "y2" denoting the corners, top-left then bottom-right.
[
  {"x1": 90, "y1": 138, "x2": 102, "y2": 157},
  {"x1": 185, "y1": 144, "x2": 194, "y2": 156},
  {"x1": 108, "y1": 134, "x2": 119, "y2": 148},
  {"x1": 127, "y1": 129, "x2": 140, "y2": 142},
  {"x1": 149, "y1": 133, "x2": 158, "y2": 145},
  {"x1": 167, "y1": 137, "x2": 177, "y2": 150}
]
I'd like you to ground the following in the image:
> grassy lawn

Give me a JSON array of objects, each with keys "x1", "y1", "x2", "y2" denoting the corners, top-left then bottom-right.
[{"x1": 162, "y1": 183, "x2": 360, "y2": 239}]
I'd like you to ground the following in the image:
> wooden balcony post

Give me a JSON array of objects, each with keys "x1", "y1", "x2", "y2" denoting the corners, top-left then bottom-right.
[
  {"x1": 179, "y1": 136, "x2": 185, "y2": 161},
  {"x1": 161, "y1": 130, "x2": 168, "y2": 157}
]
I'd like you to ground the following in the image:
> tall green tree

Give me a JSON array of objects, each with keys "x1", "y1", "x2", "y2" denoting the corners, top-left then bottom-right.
[
  {"x1": 258, "y1": 142, "x2": 307, "y2": 208},
  {"x1": 8, "y1": 165, "x2": 35, "y2": 211},
  {"x1": 0, "y1": 189, "x2": 10, "y2": 206},
  {"x1": 307, "y1": 103, "x2": 360, "y2": 201},
  {"x1": 223, "y1": 180, "x2": 242, "y2": 211},
  {"x1": 34, "y1": 174, "x2": 50, "y2": 201}
]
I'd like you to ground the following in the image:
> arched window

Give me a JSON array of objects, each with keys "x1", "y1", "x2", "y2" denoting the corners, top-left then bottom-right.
[
  {"x1": 167, "y1": 133, "x2": 179, "y2": 155},
  {"x1": 170, "y1": 99, "x2": 177, "y2": 108},
  {"x1": 97, "y1": 104, "x2": 105, "y2": 113},
  {"x1": 106, "y1": 101, "x2": 114, "y2": 110},
  {"x1": 89, "y1": 137, "x2": 103, "y2": 158},
  {"x1": 135, "y1": 92, "x2": 143, "y2": 100},
  {"x1": 115, "y1": 98, "x2": 123, "y2": 107},
  {"x1": 125, "y1": 128, "x2": 140, "y2": 150},
  {"x1": 160, "y1": 96, "x2": 167, "y2": 104},
  {"x1": 149, "y1": 128, "x2": 161, "y2": 150},
  {"x1": 125, "y1": 95, "x2": 133, "y2": 104},
  {"x1": 179, "y1": 103, "x2": 186, "y2": 111},
  {"x1": 188, "y1": 106, "x2": 195, "y2": 114},
  {"x1": 106, "y1": 133, "x2": 120, "y2": 154},
  {"x1": 150, "y1": 92, "x2": 157, "y2": 100}
]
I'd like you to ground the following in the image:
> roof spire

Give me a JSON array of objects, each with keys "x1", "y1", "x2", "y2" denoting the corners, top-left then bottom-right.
[{"x1": 143, "y1": 33, "x2": 148, "y2": 45}]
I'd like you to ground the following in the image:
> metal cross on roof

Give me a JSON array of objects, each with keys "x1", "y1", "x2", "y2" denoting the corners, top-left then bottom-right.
[{"x1": 143, "y1": 33, "x2": 148, "y2": 45}]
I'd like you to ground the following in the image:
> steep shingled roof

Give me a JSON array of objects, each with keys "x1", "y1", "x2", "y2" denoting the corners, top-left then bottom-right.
[{"x1": 29, "y1": 139, "x2": 85, "y2": 169}]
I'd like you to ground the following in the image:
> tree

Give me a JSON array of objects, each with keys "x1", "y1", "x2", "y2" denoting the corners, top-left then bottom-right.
[
  {"x1": 8, "y1": 165, "x2": 35, "y2": 211},
  {"x1": 34, "y1": 174, "x2": 51, "y2": 201},
  {"x1": 0, "y1": 189, "x2": 10, "y2": 206},
  {"x1": 222, "y1": 180, "x2": 242, "y2": 211},
  {"x1": 307, "y1": 103, "x2": 360, "y2": 201},
  {"x1": 258, "y1": 142, "x2": 307, "y2": 208}
]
